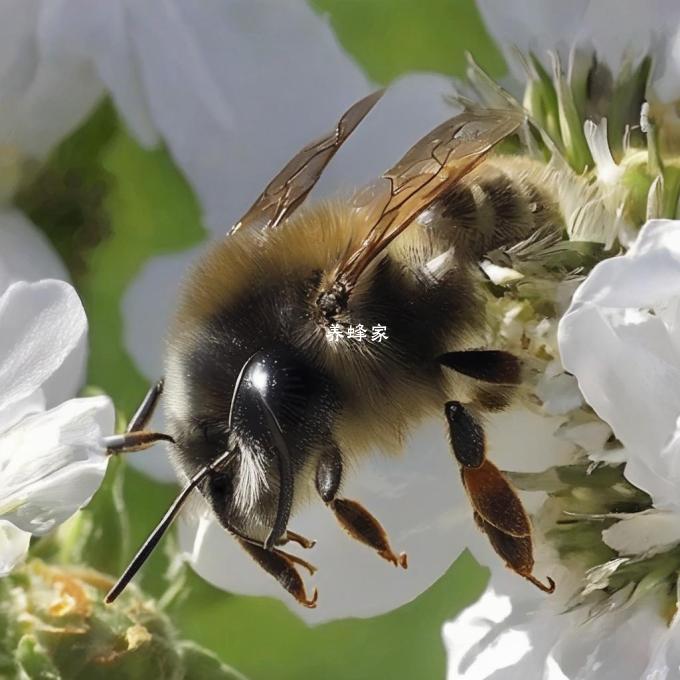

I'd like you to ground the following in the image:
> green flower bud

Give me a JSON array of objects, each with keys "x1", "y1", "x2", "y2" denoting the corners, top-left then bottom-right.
[{"x1": 0, "y1": 560, "x2": 246, "y2": 680}]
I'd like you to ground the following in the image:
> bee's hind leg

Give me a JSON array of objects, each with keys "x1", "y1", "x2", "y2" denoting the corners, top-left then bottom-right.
[
  {"x1": 444, "y1": 400, "x2": 554, "y2": 593},
  {"x1": 104, "y1": 379, "x2": 175, "y2": 454},
  {"x1": 315, "y1": 443, "x2": 407, "y2": 569}
]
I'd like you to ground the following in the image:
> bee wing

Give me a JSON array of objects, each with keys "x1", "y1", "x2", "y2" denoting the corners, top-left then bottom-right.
[
  {"x1": 231, "y1": 90, "x2": 384, "y2": 234},
  {"x1": 334, "y1": 108, "x2": 525, "y2": 290}
]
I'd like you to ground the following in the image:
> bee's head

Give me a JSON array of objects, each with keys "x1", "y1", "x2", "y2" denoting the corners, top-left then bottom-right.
[{"x1": 199, "y1": 348, "x2": 337, "y2": 546}]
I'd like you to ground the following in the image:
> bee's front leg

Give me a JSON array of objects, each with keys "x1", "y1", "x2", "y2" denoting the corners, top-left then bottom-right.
[
  {"x1": 237, "y1": 537, "x2": 318, "y2": 608},
  {"x1": 445, "y1": 400, "x2": 554, "y2": 593},
  {"x1": 104, "y1": 379, "x2": 175, "y2": 454},
  {"x1": 315, "y1": 444, "x2": 407, "y2": 569}
]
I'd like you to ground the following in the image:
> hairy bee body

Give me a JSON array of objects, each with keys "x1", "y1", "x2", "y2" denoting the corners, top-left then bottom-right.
[{"x1": 163, "y1": 155, "x2": 563, "y2": 541}]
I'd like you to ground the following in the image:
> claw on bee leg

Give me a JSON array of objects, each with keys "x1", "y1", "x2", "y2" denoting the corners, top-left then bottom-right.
[
  {"x1": 473, "y1": 511, "x2": 554, "y2": 594},
  {"x1": 527, "y1": 575, "x2": 556, "y2": 593},
  {"x1": 238, "y1": 538, "x2": 318, "y2": 608},
  {"x1": 273, "y1": 548, "x2": 318, "y2": 576}
]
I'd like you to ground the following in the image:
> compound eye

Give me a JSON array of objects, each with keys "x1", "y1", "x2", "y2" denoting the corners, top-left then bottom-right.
[{"x1": 240, "y1": 350, "x2": 311, "y2": 429}]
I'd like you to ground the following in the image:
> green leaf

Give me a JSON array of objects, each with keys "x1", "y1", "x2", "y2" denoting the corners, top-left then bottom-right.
[
  {"x1": 180, "y1": 642, "x2": 248, "y2": 680},
  {"x1": 16, "y1": 636, "x2": 61, "y2": 680},
  {"x1": 171, "y1": 552, "x2": 487, "y2": 680}
]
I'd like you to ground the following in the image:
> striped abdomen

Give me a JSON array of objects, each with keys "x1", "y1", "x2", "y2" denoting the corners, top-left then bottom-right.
[{"x1": 422, "y1": 156, "x2": 564, "y2": 260}]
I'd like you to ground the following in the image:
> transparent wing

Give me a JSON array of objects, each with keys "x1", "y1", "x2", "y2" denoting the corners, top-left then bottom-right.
[
  {"x1": 331, "y1": 108, "x2": 525, "y2": 292},
  {"x1": 230, "y1": 90, "x2": 384, "y2": 234}
]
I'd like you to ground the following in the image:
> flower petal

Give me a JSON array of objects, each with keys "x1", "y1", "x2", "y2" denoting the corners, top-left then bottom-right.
[
  {"x1": 559, "y1": 220, "x2": 680, "y2": 506},
  {"x1": 550, "y1": 600, "x2": 668, "y2": 680},
  {"x1": 443, "y1": 575, "x2": 569, "y2": 680},
  {"x1": 0, "y1": 520, "x2": 30, "y2": 576},
  {"x1": 443, "y1": 589, "x2": 533, "y2": 680},
  {"x1": 39, "y1": 0, "x2": 158, "y2": 146},
  {"x1": 602, "y1": 510, "x2": 680, "y2": 556},
  {"x1": 180, "y1": 418, "x2": 476, "y2": 624},
  {"x1": 0, "y1": 0, "x2": 102, "y2": 157},
  {"x1": 0, "y1": 280, "x2": 87, "y2": 415},
  {"x1": 0, "y1": 395, "x2": 114, "y2": 534},
  {"x1": 0, "y1": 209, "x2": 88, "y2": 407},
  {"x1": 0, "y1": 209, "x2": 68, "y2": 291},
  {"x1": 478, "y1": 0, "x2": 680, "y2": 98}
]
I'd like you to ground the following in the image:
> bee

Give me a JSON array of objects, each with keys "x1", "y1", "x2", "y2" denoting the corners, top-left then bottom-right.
[{"x1": 104, "y1": 90, "x2": 557, "y2": 608}]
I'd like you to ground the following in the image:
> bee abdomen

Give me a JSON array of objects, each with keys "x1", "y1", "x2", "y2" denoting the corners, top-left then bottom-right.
[{"x1": 428, "y1": 159, "x2": 563, "y2": 260}]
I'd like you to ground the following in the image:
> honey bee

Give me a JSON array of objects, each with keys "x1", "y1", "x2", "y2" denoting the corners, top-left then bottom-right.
[{"x1": 104, "y1": 90, "x2": 557, "y2": 608}]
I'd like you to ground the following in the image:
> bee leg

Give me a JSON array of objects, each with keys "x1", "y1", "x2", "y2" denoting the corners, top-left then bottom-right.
[
  {"x1": 315, "y1": 445, "x2": 407, "y2": 569},
  {"x1": 104, "y1": 380, "x2": 174, "y2": 454},
  {"x1": 104, "y1": 430, "x2": 174, "y2": 454},
  {"x1": 445, "y1": 401, "x2": 554, "y2": 593},
  {"x1": 126, "y1": 379, "x2": 165, "y2": 431},
  {"x1": 438, "y1": 350, "x2": 522, "y2": 385},
  {"x1": 236, "y1": 537, "x2": 318, "y2": 608},
  {"x1": 224, "y1": 522, "x2": 316, "y2": 551},
  {"x1": 279, "y1": 530, "x2": 316, "y2": 549}
]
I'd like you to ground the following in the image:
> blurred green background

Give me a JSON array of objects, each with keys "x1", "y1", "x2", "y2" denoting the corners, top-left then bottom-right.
[{"x1": 24, "y1": 1, "x2": 507, "y2": 677}]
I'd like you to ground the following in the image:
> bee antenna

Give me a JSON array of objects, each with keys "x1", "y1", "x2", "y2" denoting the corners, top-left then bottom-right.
[
  {"x1": 106, "y1": 355, "x2": 258, "y2": 604},
  {"x1": 105, "y1": 447, "x2": 235, "y2": 604}
]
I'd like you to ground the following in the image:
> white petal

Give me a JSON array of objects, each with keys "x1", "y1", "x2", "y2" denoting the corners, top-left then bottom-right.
[
  {"x1": 443, "y1": 576, "x2": 570, "y2": 680},
  {"x1": 483, "y1": 408, "x2": 575, "y2": 474},
  {"x1": 0, "y1": 209, "x2": 87, "y2": 406},
  {"x1": 602, "y1": 510, "x2": 680, "y2": 556},
  {"x1": 0, "y1": 389, "x2": 45, "y2": 436},
  {"x1": 476, "y1": 0, "x2": 589, "y2": 77},
  {"x1": 0, "y1": 209, "x2": 68, "y2": 291},
  {"x1": 559, "y1": 220, "x2": 680, "y2": 506},
  {"x1": 478, "y1": 0, "x2": 680, "y2": 90},
  {"x1": 0, "y1": 519, "x2": 30, "y2": 576},
  {"x1": 0, "y1": 0, "x2": 102, "y2": 157},
  {"x1": 551, "y1": 600, "x2": 668, "y2": 680},
  {"x1": 180, "y1": 418, "x2": 476, "y2": 624},
  {"x1": 39, "y1": 0, "x2": 158, "y2": 146},
  {"x1": 479, "y1": 261, "x2": 524, "y2": 285},
  {"x1": 556, "y1": 420, "x2": 612, "y2": 452},
  {"x1": 443, "y1": 589, "x2": 532, "y2": 680},
  {"x1": 583, "y1": 118, "x2": 622, "y2": 186},
  {"x1": 132, "y1": 0, "x2": 370, "y2": 233},
  {"x1": 0, "y1": 280, "x2": 87, "y2": 415},
  {"x1": 535, "y1": 372, "x2": 584, "y2": 416},
  {"x1": 0, "y1": 395, "x2": 113, "y2": 534}
]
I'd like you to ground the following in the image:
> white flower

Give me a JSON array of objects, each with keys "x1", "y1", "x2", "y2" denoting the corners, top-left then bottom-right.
[
  {"x1": 449, "y1": 219, "x2": 680, "y2": 678},
  {"x1": 0, "y1": 279, "x2": 114, "y2": 575},
  {"x1": 2, "y1": 0, "x2": 368, "y2": 231},
  {"x1": 444, "y1": 571, "x2": 680, "y2": 680},
  {"x1": 476, "y1": 0, "x2": 680, "y2": 101},
  {"x1": 560, "y1": 219, "x2": 680, "y2": 553}
]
